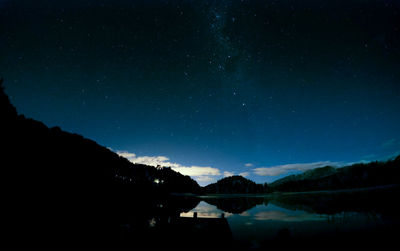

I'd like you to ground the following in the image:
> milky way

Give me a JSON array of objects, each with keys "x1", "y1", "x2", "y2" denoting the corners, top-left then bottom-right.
[{"x1": 1, "y1": 0, "x2": 400, "y2": 185}]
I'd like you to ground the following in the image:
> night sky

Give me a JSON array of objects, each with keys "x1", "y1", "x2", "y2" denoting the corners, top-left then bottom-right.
[{"x1": 1, "y1": 0, "x2": 400, "y2": 185}]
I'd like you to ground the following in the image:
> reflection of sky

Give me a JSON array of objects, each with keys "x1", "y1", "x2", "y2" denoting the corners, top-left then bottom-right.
[
  {"x1": 180, "y1": 199, "x2": 392, "y2": 246},
  {"x1": 253, "y1": 209, "x2": 324, "y2": 222},
  {"x1": 180, "y1": 199, "x2": 394, "y2": 247},
  {"x1": 180, "y1": 201, "x2": 233, "y2": 218},
  {"x1": 251, "y1": 204, "x2": 327, "y2": 222},
  {"x1": 181, "y1": 201, "x2": 326, "y2": 222}
]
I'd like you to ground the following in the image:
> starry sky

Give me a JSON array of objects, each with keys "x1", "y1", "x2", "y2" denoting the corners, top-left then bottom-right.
[{"x1": 1, "y1": 0, "x2": 400, "y2": 185}]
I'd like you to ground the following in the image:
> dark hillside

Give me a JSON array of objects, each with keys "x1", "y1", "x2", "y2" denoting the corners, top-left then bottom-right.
[
  {"x1": 0, "y1": 78, "x2": 200, "y2": 246},
  {"x1": 270, "y1": 158, "x2": 400, "y2": 192},
  {"x1": 203, "y1": 175, "x2": 268, "y2": 194}
]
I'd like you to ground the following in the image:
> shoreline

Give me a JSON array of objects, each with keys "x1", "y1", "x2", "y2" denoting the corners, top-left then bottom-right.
[{"x1": 171, "y1": 184, "x2": 399, "y2": 198}]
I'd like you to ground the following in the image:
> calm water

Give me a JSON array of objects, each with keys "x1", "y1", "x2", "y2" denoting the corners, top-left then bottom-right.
[
  {"x1": 176, "y1": 189, "x2": 400, "y2": 248},
  {"x1": 119, "y1": 187, "x2": 400, "y2": 249}
]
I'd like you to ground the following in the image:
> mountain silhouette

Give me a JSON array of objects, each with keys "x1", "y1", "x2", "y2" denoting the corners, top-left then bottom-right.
[
  {"x1": 0, "y1": 78, "x2": 200, "y2": 247},
  {"x1": 203, "y1": 175, "x2": 269, "y2": 194},
  {"x1": 202, "y1": 159, "x2": 400, "y2": 195},
  {"x1": 269, "y1": 158, "x2": 400, "y2": 192}
]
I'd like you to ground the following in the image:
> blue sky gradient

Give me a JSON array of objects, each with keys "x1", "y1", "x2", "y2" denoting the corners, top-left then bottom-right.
[{"x1": 1, "y1": 0, "x2": 400, "y2": 185}]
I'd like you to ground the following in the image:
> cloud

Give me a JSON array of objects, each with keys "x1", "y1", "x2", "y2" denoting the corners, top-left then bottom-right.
[
  {"x1": 223, "y1": 171, "x2": 235, "y2": 177},
  {"x1": 253, "y1": 161, "x2": 339, "y2": 176},
  {"x1": 173, "y1": 166, "x2": 221, "y2": 177},
  {"x1": 194, "y1": 176, "x2": 216, "y2": 183},
  {"x1": 116, "y1": 150, "x2": 220, "y2": 185},
  {"x1": 117, "y1": 151, "x2": 170, "y2": 166},
  {"x1": 220, "y1": 171, "x2": 250, "y2": 178},
  {"x1": 244, "y1": 163, "x2": 253, "y2": 167},
  {"x1": 117, "y1": 151, "x2": 136, "y2": 159}
]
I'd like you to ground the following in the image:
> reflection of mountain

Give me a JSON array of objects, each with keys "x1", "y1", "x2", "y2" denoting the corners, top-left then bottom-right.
[
  {"x1": 269, "y1": 185, "x2": 400, "y2": 216},
  {"x1": 166, "y1": 195, "x2": 201, "y2": 215},
  {"x1": 203, "y1": 196, "x2": 266, "y2": 214},
  {"x1": 270, "y1": 159, "x2": 400, "y2": 192},
  {"x1": 253, "y1": 209, "x2": 324, "y2": 222}
]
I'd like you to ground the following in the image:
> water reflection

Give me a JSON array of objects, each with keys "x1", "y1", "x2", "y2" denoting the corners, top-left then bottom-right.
[
  {"x1": 180, "y1": 201, "x2": 233, "y2": 218},
  {"x1": 201, "y1": 196, "x2": 266, "y2": 214},
  {"x1": 179, "y1": 187, "x2": 400, "y2": 249},
  {"x1": 181, "y1": 200, "x2": 327, "y2": 222},
  {"x1": 253, "y1": 207, "x2": 326, "y2": 222},
  {"x1": 188, "y1": 186, "x2": 400, "y2": 218},
  {"x1": 117, "y1": 195, "x2": 234, "y2": 250},
  {"x1": 185, "y1": 200, "x2": 329, "y2": 221},
  {"x1": 118, "y1": 187, "x2": 399, "y2": 250}
]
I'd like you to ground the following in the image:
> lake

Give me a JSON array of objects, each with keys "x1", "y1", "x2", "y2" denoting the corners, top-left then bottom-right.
[
  {"x1": 119, "y1": 186, "x2": 400, "y2": 250},
  {"x1": 181, "y1": 195, "x2": 397, "y2": 249}
]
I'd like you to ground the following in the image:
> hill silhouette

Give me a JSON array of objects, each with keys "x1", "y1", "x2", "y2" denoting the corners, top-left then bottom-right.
[
  {"x1": 203, "y1": 175, "x2": 269, "y2": 194},
  {"x1": 202, "y1": 159, "x2": 400, "y2": 194},
  {"x1": 270, "y1": 166, "x2": 337, "y2": 188},
  {"x1": 270, "y1": 158, "x2": 400, "y2": 192},
  {"x1": 1, "y1": 78, "x2": 200, "y2": 192},
  {"x1": 2, "y1": 77, "x2": 400, "y2": 248},
  {"x1": 0, "y1": 78, "x2": 200, "y2": 246}
]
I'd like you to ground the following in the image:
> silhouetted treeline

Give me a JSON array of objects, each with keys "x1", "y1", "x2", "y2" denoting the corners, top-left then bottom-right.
[
  {"x1": 0, "y1": 79, "x2": 200, "y2": 247},
  {"x1": 203, "y1": 175, "x2": 269, "y2": 194},
  {"x1": 270, "y1": 157, "x2": 400, "y2": 192},
  {"x1": 202, "y1": 158, "x2": 400, "y2": 195},
  {"x1": 0, "y1": 79, "x2": 200, "y2": 192}
]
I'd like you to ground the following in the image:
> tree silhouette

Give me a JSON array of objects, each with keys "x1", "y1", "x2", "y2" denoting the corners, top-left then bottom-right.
[
  {"x1": 0, "y1": 78, "x2": 201, "y2": 247},
  {"x1": 269, "y1": 159, "x2": 400, "y2": 192},
  {"x1": 203, "y1": 175, "x2": 269, "y2": 194}
]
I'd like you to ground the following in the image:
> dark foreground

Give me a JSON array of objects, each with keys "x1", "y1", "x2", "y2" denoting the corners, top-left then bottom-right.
[
  {"x1": 113, "y1": 186, "x2": 400, "y2": 250},
  {"x1": 5, "y1": 186, "x2": 399, "y2": 250}
]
